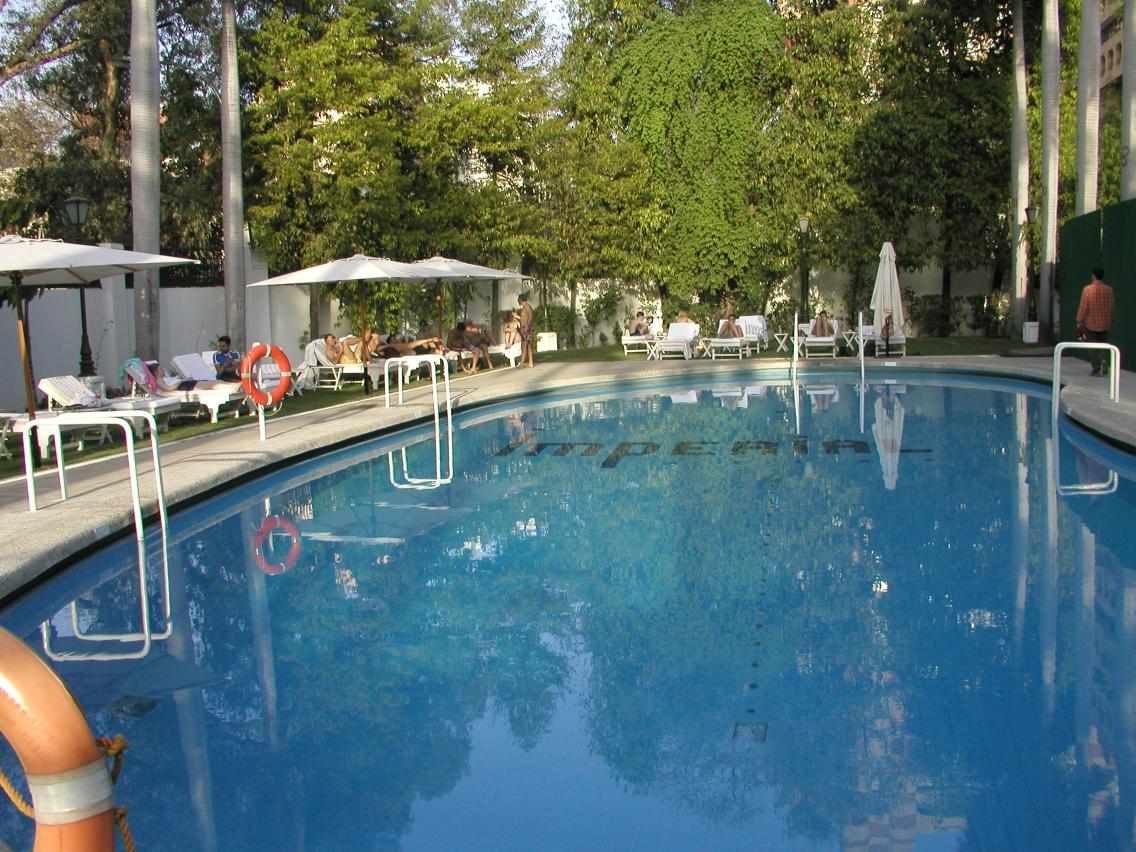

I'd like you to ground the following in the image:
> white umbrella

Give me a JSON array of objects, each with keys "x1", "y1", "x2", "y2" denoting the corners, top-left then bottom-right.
[
  {"x1": 871, "y1": 394, "x2": 905, "y2": 490},
  {"x1": 869, "y1": 241, "x2": 905, "y2": 333},
  {"x1": 411, "y1": 255, "x2": 528, "y2": 336},
  {"x1": 248, "y1": 254, "x2": 439, "y2": 350},
  {"x1": 411, "y1": 255, "x2": 527, "y2": 281},
  {"x1": 0, "y1": 234, "x2": 197, "y2": 419},
  {"x1": 247, "y1": 254, "x2": 435, "y2": 288}
]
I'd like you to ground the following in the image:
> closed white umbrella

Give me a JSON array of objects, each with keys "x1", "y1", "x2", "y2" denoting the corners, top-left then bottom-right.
[
  {"x1": 869, "y1": 241, "x2": 905, "y2": 332},
  {"x1": 871, "y1": 394, "x2": 905, "y2": 490},
  {"x1": 0, "y1": 235, "x2": 197, "y2": 419}
]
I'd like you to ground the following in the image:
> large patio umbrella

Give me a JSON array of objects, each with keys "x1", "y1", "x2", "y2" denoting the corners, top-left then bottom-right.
[
  {"x1": 248, "y1": 254, "x2": 437, "y2": 344},
  {"x1": 0, "y1": 234, "x2": 197, "y2": 419},
  {"x1": 871, "y1": 393, "x2": 905, "y2": 490},
  {"x1": 869, "y1": 241, "x2": 905, "y2": 333},
  {"x1": 411, "y1": 255, "x2": 528, "y2": 336}
]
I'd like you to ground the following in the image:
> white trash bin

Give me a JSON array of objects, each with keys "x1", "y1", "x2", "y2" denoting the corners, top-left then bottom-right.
[
  {"x1": 536, "y1": 332, "x2": 558, "y2": 352},
  {"x1": 1022, "y1": 322, "x2": 1039, "y2": 344}
]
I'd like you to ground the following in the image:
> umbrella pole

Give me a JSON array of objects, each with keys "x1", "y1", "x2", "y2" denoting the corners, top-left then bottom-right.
[{"x1": 13, "y1": 272, "x2": 37, "y2": 421}]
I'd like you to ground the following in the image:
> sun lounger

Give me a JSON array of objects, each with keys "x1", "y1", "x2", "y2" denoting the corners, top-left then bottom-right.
[
  {"x1": 486, "y1": 342, "x2": 522, "y2": 367},
  {"x1": 705, "y1": 320, "x2": 746, "y2": 360},
  {"x1": 37, "y1": 375, "x2": 180, "y2": 436},
  {"x1": 738, "y1": 315, "x2": 768, "y2": 354},
  {"x1": 121, "y1": 358, "x2": 247, "y2": 423},
  {"x1": 653, "y1": 322, "x2": 700, "y2": 360},
  {"x1": 799, "y1": 318, "x2": 840, "y2": 358},
  {"x1": 302, "y1": 340, "x2": 385, "y2": 390}
]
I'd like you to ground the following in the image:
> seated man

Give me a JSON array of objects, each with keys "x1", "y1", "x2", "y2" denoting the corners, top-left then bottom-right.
[
  {"x1": 445, "y1": 323, "x2": 483, "y2": 373},
  {"x1": 212, "y1": 335, "x2": 241, "y2": 381},
  {"x1": 812, "y1": 310, "x2": 834, "y2": 337},
  {"x1": 627, "y1": 311, "x2": 651, "y2": 337},
  {"x1": 462, "y1": 318, "x2": 498, "y2": 348}
]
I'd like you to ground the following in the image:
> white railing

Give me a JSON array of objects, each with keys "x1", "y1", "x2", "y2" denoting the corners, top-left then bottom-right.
[
  {"x1": 384, "y1": 354, "x2": 454, "y2": 489},
  {"x1": 19, "y1": 412, "x2": 168, "y2": 537},
  {"x1": 1050, "y1": 341, "x2": 1121, "y2": 423}
]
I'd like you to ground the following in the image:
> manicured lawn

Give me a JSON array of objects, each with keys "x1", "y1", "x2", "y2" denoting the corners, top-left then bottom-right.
[{"x1": 0, "y1": 337, "x2": 1034, "y2": 479}]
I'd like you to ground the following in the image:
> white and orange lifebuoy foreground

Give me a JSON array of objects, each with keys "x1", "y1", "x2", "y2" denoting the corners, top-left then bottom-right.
[
  {"x1": 240, "y1": 343, "x2": 292, "y2": 407},
  {"x1": 253, "y1": 515, "x2": 302, "y2": 575},
  {"x1": 0, "y1": 627, "x2": 115, "y2": 851}
]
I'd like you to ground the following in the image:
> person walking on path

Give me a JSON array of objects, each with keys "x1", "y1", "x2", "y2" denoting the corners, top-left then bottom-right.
[
  {"x1": 518, "y1": 292, "x2": 535, "y2": 368},
  {"x1": 1075, "y1": 267, "x2": 1116, "y2": 376}
]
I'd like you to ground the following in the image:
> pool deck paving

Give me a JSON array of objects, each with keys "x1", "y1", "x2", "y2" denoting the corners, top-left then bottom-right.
[{"x1": 0, "y1": 353, "x2": 1131, "y2": 603}]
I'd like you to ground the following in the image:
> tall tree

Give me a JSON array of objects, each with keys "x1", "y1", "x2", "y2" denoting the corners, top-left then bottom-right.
[
  {"x1": 1039, "y1": 0, "x2": 1059, "y2": 339},
  {"x1": 1011, "y1": 0, "x2": 1030, "y2": 331},
  {"x1": 130, "y1": 0, "x2": 162, "y2": 358},
  {"x1": 220, "y1": 0, "x2": 246, "y2": 348},
  {"x1": 1075, "y1": 0, "x2": 1099, "y2": 214},
  {"x1": 1124, "y1": 0, "x2": 1136, "y2": 200}
]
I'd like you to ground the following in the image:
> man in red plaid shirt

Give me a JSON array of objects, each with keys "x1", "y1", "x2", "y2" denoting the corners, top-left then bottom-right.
[{"x1": 1075, "y1": 267, "x2": 1115, "y2": 376}]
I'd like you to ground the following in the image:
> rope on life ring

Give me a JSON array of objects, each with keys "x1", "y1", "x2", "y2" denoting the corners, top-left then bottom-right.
[
  {"x1": 241, "y1": 344, "x2": 292, "y2": 408},
  {"x1": 253, "y1": 515, "x2": 302, "y2": 575},
  {"x1": 0, "y1": 627, "x2": 117, "y2": 850}
]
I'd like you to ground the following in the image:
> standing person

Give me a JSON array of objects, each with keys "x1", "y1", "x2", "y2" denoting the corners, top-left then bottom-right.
[
  {"x1": 212, "y1": 335, "x2": 241, "y2": 381},
  {"x1": 518, "y1": 292, "x2": 535, "y2": 368},
  {"x1": 1075, "y1": 267, "x2": 1115, "y2": 376}
]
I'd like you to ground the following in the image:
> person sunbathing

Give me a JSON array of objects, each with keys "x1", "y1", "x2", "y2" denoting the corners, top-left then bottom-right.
[
  {"x1": 718, "y1": 315, "x2": 743, "y2": 338},
  {"x1": 376, "y1": 336, "x2": 444, "y2": 359},
  {"x1": 147, "y1": 362, "x2": 226, "y2": 392},
  {"x1": 813, "y1": 310, "x2": 833, "y2": 337}
]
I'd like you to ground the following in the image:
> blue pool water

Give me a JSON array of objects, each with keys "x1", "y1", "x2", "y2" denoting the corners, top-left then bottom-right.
[{"x1": 2, "y1": 373, "x2": 1135, "y2": 850}]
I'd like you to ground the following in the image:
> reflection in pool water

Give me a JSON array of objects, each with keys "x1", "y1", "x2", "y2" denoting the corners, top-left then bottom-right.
[{"x1": 1, "y1": 376, "x2": 1134, "y2": 850}]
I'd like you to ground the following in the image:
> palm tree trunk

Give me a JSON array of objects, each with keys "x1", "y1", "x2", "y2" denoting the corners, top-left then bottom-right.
[
  {"x1": 220, "y1": 0, "x2": 247, "y2": 349},
  {"x1": 1076, "y1": 0, "x2": 1100, "y2": 215},
  {"x1": 1011, "y1": 0, "x2": 1030, "y2": 332},
  {"x1": 1039, "y1": 0, "x2": 1060, "y2": 341},
  {"x1": 130, "y1": 0, "x2": 161, "y2": 359},
  {"x1": 1123, "y1": 0, "x2": 1136, "y2": 199}
]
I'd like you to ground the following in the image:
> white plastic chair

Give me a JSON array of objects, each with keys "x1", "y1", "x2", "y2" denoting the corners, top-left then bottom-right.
[{"x1": 653, "y1": 322, "x2": 700, "y2": 360}]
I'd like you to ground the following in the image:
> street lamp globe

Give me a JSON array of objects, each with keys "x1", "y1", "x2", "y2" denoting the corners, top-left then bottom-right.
[{"x1": 797, "y1": 215, "x2": 810, "y2": 234}]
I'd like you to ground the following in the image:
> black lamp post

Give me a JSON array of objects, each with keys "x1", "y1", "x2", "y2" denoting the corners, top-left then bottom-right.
[
  {"x1": 797, "y1": 215, "x2": 810, "y2": 318},
  {"x1": 1024, "y1": 203, "x2": 1039, "y2": 322},
  {"x1": 63, "y1": 195, "x2": 96, "y2": 376}
]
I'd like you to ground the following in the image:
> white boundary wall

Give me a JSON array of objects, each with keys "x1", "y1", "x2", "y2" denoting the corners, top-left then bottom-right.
[{"x1": 1, "y1": 251, "x2": 996, "y2": 412}]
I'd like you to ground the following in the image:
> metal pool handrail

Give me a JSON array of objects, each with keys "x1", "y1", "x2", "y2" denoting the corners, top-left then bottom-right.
[
  {"x1": 384, "y1": 354, "x2": 454, "y2": 489},
  {"x1": 1050, "y1": 341, "x2": 1121, "y2": 423}
]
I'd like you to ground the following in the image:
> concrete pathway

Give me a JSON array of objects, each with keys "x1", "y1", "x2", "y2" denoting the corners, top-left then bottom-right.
[{"x1": 0, "y1": 353, "x2": 1131, "y2": 602}]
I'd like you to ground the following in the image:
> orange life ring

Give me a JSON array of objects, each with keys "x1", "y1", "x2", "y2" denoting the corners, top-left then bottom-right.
[
  {"x1": 240, "y1": 344, "x2": 292, "y2": 407},
  {"x1": 253, "y1": 515, "x2": 302, "y2": 575},
  {"x1": 0, "y1": 627, "x2": 115, "y2": 851}
]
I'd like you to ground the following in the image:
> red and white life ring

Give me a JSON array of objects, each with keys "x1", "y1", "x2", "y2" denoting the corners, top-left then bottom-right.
[
  {"x1": 0, "y1": 627, "x2": 116, "y2": 851},
  {"x1": 253, "y1": 515, "x2": 302, "y2": 575},
  {"x1": 240, "y1": 344, "x2": 292, "y2": 408}
]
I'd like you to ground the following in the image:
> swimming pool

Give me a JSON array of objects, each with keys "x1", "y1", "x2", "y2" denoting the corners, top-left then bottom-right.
[{"x1": 2, "y1": 373, "x2": 1134, "y2": 850}]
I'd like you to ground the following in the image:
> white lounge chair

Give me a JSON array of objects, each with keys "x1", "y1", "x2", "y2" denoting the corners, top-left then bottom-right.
[
  {"x1": 37, "y1": 375, "x2": 179, "y2": 436},
  {"x1": 621, "y1": 332, "x2": 652, "y2": 357},
  {"x1": 704, "y1": 320, "x2": 746, "y2": 360},
  {"x1": 871, "y1": 326, "x2": 907, "y2": 357},
  {"x1": 653, "y1": 322, "x2": 700, "y2": 360},
  {"x1": 738, "y1": 315, "x2": 768, "y2": 354},
  {"x1": 799, "y1": 318, "x2": 840, "y2": 358},
  {"x1": 121, "y1": 358, "x2": 246, "y2": 423},
  {"x1": 302, "y1": 340, "x2": 385, "y2": 390},
  {"x1": 486, "y1": 342, "x2": 522, "y2": 367}
]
